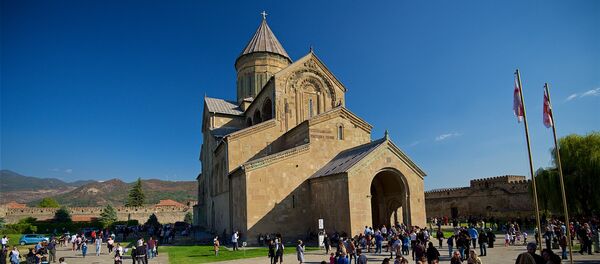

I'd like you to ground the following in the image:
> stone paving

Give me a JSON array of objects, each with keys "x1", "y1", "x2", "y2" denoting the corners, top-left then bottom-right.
[
  {"x1": 48, "y1": 245, "x2": 169, "y2": 264},
  {"x1": 212, "y1": 242, "x2": 600, "y2": 264}
]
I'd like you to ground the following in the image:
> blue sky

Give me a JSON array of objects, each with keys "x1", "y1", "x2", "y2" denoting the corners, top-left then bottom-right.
[{"x1": 1, "y1": 0, "x2": 598, "y2": 189}]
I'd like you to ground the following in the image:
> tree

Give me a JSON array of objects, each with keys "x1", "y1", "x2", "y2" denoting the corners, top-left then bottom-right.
[
  {"x1": 99, "y1": 204, "x2": 118, "y2": 228},
  {"x1": 0, "y1": 217, "x2": 5, "y2": 229},
  {"x1": 184, "y1": 212, "x2": 193, "y2": 224},
  {"x1": 54, "y1": 207, "x2": 72, "y2": 223},
  {"x1": 38, "y1": 197, "x2": 60, "y2": 208},
  {"x1": 535, "y1": 131, "x2": 600, "y2": 216},
  {"x1": 125, "y1": 178, "x2": 145, "y2": 207},
  {"x1": 145, "y1": 213, "x2": 160, "y2": 230}
]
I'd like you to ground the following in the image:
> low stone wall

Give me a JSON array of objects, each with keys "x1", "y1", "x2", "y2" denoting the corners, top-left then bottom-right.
[{"x1": 0, "y1": 205, "x2": 190, "y2": 224}]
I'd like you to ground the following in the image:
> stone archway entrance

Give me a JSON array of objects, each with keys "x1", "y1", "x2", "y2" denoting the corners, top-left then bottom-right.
[{"x1": 370, "y1": 169, "x2": 409, "y2": 228}]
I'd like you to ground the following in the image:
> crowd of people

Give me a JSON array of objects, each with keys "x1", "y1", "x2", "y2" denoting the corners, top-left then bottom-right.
[{"x1": 0, "y1": 222, "x2": 190, "y2": 264}]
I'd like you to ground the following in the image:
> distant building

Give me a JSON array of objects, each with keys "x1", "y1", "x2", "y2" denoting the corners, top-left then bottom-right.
[
  {"x1": 5, "y1": 201, "x2": 27, "y2": 209},
  {"x1": 194, "y1": 16, "x2": 426, "y2": 242},
  {"x1": 425, "y1": 175, "x2": 534, "y2": 219}
]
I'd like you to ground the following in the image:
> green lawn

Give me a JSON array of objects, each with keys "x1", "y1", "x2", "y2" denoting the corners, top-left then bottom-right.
[{"x1": 163, "y1": 245, "x2": 319, "y2": 264}]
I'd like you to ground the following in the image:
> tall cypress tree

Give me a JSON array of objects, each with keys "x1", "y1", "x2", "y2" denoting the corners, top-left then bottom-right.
[{"x1": 125, "y1": 178, "x2": 145, "y2": 207}]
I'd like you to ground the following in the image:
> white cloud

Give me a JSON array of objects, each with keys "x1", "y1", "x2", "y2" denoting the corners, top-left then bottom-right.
[
  {"x1": 581, "y1": 87, "x2": 600, "y2": 97},
  {"x1": 409, "y1": 141, "x2": 420, "y2": 147},
  {"x1": 435, "y1": 132, "x2": 462, "y2": 141},
  {"x1": 64, "y1": 169, "x2": 73, "y2": 174},
  {"x1": 565, "y1": 87, "x2": 600, "y2": 101}
]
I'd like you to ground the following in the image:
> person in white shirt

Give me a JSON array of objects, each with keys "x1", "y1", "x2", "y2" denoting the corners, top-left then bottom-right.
[
  {"x1": 1, "y1": 236, "x2": 8, "y2": 249},
  {"x1": 231, "y1": 231, "x2": 239, "y2": 251}
]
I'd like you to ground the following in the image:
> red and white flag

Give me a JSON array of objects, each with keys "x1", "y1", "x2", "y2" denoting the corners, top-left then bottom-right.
[
  {"x1": 513, "y1": 75, "x2": 524, "y2": 122},
  {"x1": 543, "y1": 88, "x2": 554, "y2": 128}
]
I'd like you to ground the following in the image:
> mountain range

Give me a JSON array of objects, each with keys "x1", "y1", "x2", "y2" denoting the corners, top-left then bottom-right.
[{"x1": 0, "y1": 170, "x2": 197, "y2": 207}]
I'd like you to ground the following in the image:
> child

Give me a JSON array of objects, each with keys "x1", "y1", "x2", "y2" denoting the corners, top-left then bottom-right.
[
  {"x1": 213, "y1": 236, "x2": 220, "y2": 256},
  {"x1": 81, "y1": 241, "x2": 88, "y2": 258},
  {"x1": 59, "y1": 257, "x2": 67, "y2": 264},
  {"x1": 329, "y1": 252, "x2": 335, "y2": 264},
  {"x1": 504, "y1": 233, "x2": 510, "y2": 247},
  {"x1": 523, "y1": 232, "x2": 528, "y2": 245}
]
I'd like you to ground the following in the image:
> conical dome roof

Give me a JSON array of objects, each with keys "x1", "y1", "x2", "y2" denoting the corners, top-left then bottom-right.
[{"x1": 238, "y1": 18, "x2": 291, "y2": 62}]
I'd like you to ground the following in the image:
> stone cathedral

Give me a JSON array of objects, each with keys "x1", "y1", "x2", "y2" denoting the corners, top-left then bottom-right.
[{"x1": 194, "y1": 16, "x2": 426, "y2": 242}]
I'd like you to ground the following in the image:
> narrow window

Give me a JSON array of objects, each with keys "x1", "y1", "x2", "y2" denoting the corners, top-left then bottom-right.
[
  {"x1": 308, "y1": 99, "x2": 313, "y2": 118},
  {"x1": 292, "y1": 195, "x2": 296, "y2": 208},
  {"x1": 337, "y1": 125, "x2": 344, "y2": 140}
]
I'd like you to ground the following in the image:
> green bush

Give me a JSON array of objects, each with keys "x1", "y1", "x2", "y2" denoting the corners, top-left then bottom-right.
[{"x1": 2, "y1": 223, "x2": 38, "y2": 234}]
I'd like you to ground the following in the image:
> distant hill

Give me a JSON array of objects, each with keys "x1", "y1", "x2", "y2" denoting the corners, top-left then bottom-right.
[{"x1": 0, "y1": 170, "x2": 197, "y2": 207}]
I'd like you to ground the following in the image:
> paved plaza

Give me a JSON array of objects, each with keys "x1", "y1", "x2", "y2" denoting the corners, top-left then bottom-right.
[
  {"x1": 211, "y1": 243, "x2": 600, "y2": 264},
  {"x1": 47, "y1": 238, "x2": 600, "y2": 264}
]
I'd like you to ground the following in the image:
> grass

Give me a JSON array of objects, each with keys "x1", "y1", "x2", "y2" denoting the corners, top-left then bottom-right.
[{"x1": 163, "y1": 245, "x2": 319, "y2": 264}]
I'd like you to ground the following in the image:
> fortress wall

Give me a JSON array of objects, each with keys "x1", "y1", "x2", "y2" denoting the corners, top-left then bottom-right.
[{"x1": 0, "y1": 206, "x2": 190, "y2": 224}]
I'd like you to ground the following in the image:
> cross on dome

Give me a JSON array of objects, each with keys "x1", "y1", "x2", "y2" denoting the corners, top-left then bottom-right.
[{"x1": 261, "y1": 11, "x2": 268, "y2": 20}]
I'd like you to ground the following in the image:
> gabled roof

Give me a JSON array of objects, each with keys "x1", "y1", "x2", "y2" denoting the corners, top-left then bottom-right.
[
  {"x1": 205, "y1": 97, "x2": 243, "y2": 116},
  {"x1": 311, "y1": 138, "x2": 387, "y2": 179},
  {"x1": 238, "y1": 18, "x2": 291, "y2": 62}
]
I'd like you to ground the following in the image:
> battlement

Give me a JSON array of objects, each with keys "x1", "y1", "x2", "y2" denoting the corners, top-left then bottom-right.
[
  {"x1": 470, "y1": 175, "x2": 526, "y2": 185},
  {"x1": 425, "y1": 186, "x2": 470, "y2": 194},
  {"x1": 0, "y1": 205, "x2": 190, "y2": 224}
]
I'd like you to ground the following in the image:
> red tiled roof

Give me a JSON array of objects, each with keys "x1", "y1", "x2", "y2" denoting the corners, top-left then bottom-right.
[
  {"x1": 5, "y1": 201, "x2": 27, "y2": 209},
  {"x1": 155, "y1": 199, "x2": 185, "y2": 207}
]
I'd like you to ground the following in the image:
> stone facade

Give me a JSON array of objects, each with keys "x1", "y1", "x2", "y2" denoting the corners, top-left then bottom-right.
[
  {"x1": 195, "y1": 17, "x2": 426, "y2": 244},
  {"x1": 0, "y1": 204, "x2": 190, "y2": 224},
  {"x1": 425, "y1": 175, "x2": 534, "y2": 219}
]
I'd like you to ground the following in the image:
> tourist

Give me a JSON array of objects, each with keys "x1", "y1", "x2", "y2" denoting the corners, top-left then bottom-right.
[
  {"x1": 425, "y1": 242, "x2": 439, "y2": 264},
  {"x1": 47, "y1": 237, "x2": 57, "y2": 263},
  {"x1": 107, "y1": 237, "x2": 114, "y2": 253},
  {"x1": 58, "y1": 257, "x2": 67, "y2": 264},
  {"x1": 477, "y1": 230, "x2": 487, "y2": 257},
  {"x1": 485, "y1": 229, "x2": 495, "y2": 248},
  {"x1": 268, "y1": 239, "x2": 276, "y2": 264},
  {"x1": 416, "y1": 256, "x2": 427, "y2": 264},
  {"x1": 0, "y1": 247, "x2": 7, "y2": 264},
  {"x1": 468, "y1": 227, "x2": 478, "y2": 249},
  {"x1": 275, "y1": 238, "x2": 284, "y2": 264},
  {"x1": 324, "y1": 234, "x2": 331, "y2": 254},
  {"x1": 381, "y1": 257, "x2": 390, "y2": 264},
  {"x1": 231, "y1": 231, "x2": 239, "y2": 251},
  {"x1": 1, "y1": 236, "x2": 7, "y2": 250},
  {"x1": 375, "y1": 232, "x2": 383, "y2": 254},
  {"x1": 578, "y1": 223, "x2": 593, "y2": 255},
  {"x1": 96, "y1": 236, "x2": 102, "y2": 256},
  {"x1": 357, "y1": 249, "x2": 367, "y2": 264},
  {"x1": 330, "y1": 252, "x2": 335, "y2": 264},
  {"x1": 213, "y1": 236, "x2": 220, "y2": 256},
  {"x1": 514, "y1": 242, "x2": 544, "y2": 264},
  {"x1": 559, "y1": 232, "x2": 568, "y2": 260},
  {"x1": 114, "y1": 243, "x2": 123, "y2": 264},
  {"x1": 81, "y1": 240, "x2": 88, "y2": 258},
  {"x1": 147, "y1": 236, "x2": 155, "y2": 259},
  {"x1": 466, "y1": 250, "x2": 481, "y2": 264},
  {"x1": 348, "y1": 238, "x2": 357, "y2": 263},
  {"x1": 450, "y1": 251, "x2": 462, "y2": 264},
  {"x1": 541, "y1": 249, "x2": 561, "y2": 264},
  {"x1": 297, "y1": 240, "x2": 305, "y2": 264},
  {"x1": 504, "y1": 233, "x2": 510, "y2": 247},
  {"x1": 413, "y1": 241, "x2": 426, "y2": 263},
  {"x1": 446, "y1": 235, "x2": 454, "y2": 257},
  {"x1": 436, "y1": 229, "x2": 444, "y2": 248},
  {"x1": 8, "y1": 247, "x2": 19, "y2": 264}
]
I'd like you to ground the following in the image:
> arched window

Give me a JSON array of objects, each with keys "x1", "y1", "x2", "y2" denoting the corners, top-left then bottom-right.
[
  {"x1": 337, "y1": 125, "x2": 344, "y2": 140},
  {"x1": 262, "y1": 98, "x2": 273, "y2": 120},
  {"x1": 308, "y1": 99, "x2": 314, "y2": 118},
  {"x1": 253, "y1": 110, "x2": 262, "y2": 124}
]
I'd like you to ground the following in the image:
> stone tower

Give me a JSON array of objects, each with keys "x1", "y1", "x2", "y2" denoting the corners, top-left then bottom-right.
[{"x1": 235, "y1": 17, "x2": 291, "y2": 105}]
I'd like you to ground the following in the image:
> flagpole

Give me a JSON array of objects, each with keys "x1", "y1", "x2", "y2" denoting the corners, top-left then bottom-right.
[
  {"x1": 515, "y1": 69, "x2": 543, "y2": 253},
  {"x1": 544, "y1": 83, "x2": 574, "y2": 264}
]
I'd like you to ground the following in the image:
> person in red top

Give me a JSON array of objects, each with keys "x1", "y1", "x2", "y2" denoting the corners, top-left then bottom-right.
[
  {"x1": 91, "y1": 231, "x2": 97, "y2": 243},
  {"x1": 147, "y1": 237, "x2": 156, "y2": 259}
]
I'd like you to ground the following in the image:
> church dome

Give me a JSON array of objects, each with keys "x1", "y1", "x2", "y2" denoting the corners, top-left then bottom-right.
[{"x1": 236, "y1": 17, "x2": 291, "y2": 63}]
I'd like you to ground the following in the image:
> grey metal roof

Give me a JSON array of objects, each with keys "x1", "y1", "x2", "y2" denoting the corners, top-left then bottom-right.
[
  {"x1": 239, "y1": 19, "x2": 291, "y2": 61},
  {"x1": 210, "y1": 126, "x2": 241, "y2": 138},
  {"x1": 205, "y1": 97, "x2": 243, "y2": 116},
  {"x1": 311, "y1": 138, "x2": 386, "y2": 179}
]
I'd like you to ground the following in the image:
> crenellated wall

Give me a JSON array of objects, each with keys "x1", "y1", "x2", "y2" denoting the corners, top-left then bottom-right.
[
  {"x1": 425, "y1": 175, "x2": 534, "y2": 219},
  {"x1": 0, "y1": 205, "x2": 190, "y2": 224}
]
